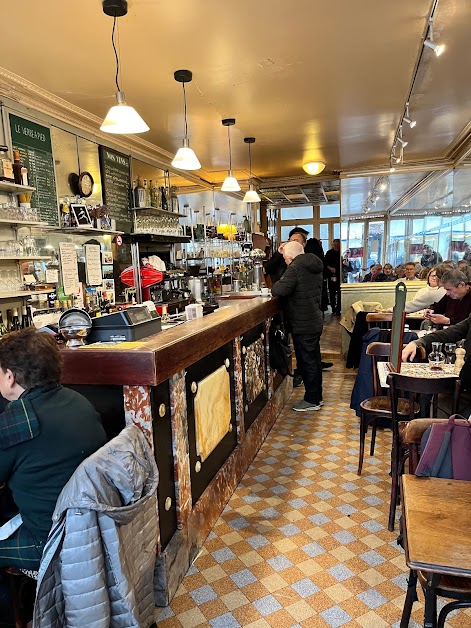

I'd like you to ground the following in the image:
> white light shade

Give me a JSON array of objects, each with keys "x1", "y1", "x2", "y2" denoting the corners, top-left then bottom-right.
[
  {"x1": 302, "y1": 161, "x2": 326, "y2": 175},
  {"x1": 424, "y1": 39, "x2": 445, "y2": 56},
  {"x1": 221, "y1": 173, "x2": 241, "y2": 192},
  {"x1": 171, "y1": 143, "x2": 201, "y2": 170},
  {"x1": 100, "y1": 92, "x2": 149, "y2": 134},
  {"x1": 243, "y1": 186, "x2": 261, "y2": 203}
]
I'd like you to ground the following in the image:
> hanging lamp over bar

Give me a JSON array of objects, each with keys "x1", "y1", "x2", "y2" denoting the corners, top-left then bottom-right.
[
  {"x1": 243, "y1": 137, "x2": 261, "y2": 203},
  {"x1": 221, "y1": 119, "x2": 241, "y2": 192},
  {"x1": 100, "y1": 0, "x2": 149, "y2": 134},
  {"x1": 171, "y1": 70, "x2": 201, "y2": 170}
]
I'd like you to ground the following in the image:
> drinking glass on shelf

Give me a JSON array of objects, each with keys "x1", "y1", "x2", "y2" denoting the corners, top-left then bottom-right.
[
  {"x1": 444, "y1": 343, "x2": 457, "y2": 364},
  {"x1": 428, "y1": 342, "x2": 445, "y2": 371}
]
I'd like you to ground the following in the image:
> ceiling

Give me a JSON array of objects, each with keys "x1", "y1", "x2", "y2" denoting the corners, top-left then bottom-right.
[{"x1": 1, "y1": 0, "x2": 470, "y2": 193}]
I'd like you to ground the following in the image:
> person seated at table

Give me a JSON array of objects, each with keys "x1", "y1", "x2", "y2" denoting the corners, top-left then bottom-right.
[
  {"x1": 0, "y1": 329, "x2": 107, "y2": 620},
  {"x1": 402, "y1": 314, "x2": 471, "y2": 416},
  {"x1": 394, "y1": 264, "x2": 406, "y2": 279},
  {"x1": 382, "y1": 263, "x2": 396, "y2": 281},
  {"x1": 362, "y1": 263, "x2": 386, "y2": 282},
  {"x1": 424, "y1": 268, "x2": 471, "y2": 326},
  {"x1": 404, "y1": 262, "x2": 418, "y2": 280},
  {"x1": 386, "y1": 266, "x2": 446, "y2": 314}
]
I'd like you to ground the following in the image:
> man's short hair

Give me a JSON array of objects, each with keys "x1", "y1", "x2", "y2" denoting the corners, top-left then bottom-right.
[
  {"x1": 405, "y1": 262, "x2": 416, "y2": 268},
  {"x1": 0, "y1": 328, "x2": 62, "y2": 389},
  {"x1": 289, "y1": 227, "x2": 309, "y2": 238},
  {"x1": 289, "y1": 231, "x2": 307, "y2": 244},
  {"x1": 283, "y1": 241, "x2": 304, "y2": 260},
  {"x1": 441, "y1": 268, "x2": 471, "y2": 287}
]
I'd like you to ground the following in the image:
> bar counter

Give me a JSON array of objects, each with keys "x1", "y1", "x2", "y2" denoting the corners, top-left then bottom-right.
[{"x1": 60, "y1": 297, "x2": 292, "y2": 605}]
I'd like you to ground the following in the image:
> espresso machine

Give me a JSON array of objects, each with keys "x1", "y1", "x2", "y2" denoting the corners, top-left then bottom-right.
[{"x1": 148, "y1": 269, "x2": 192, "y2": 314}]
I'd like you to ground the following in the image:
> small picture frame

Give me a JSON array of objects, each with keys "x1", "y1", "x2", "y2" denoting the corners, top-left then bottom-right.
[
  {"x1": 102, "y1": 251, "x2": 113, "y2": 265},
  {"x1": 71, "y1": 204, "x2": 92, "y2": 226}
]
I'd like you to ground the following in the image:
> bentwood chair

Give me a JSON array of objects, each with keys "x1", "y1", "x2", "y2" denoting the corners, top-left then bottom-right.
[
  {"x1": 387, "y1": 373, "x2": 461, "y2": 531},
  {"x1": 399, "y1": 417, "x2": 471, "y2": 628},
  {"x1": 357, "y1": 342, "x2": 419, "y2": 476},
  {"x1": 366, "y1": 312, "x2": 393, "y2": 330}
]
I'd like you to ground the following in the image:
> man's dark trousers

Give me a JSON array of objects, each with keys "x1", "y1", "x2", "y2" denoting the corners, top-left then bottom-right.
[
  {"x1": 292, "y1": 332, "x2": 323, "y2": 405},
  {"x1": 328, "y1": 278, "x2": 341, "y2": 314}
]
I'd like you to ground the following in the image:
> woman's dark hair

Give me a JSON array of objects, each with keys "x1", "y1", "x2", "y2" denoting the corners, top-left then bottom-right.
[{"x1": 0, "y1": 328, "x2": 62, "y2": 389}]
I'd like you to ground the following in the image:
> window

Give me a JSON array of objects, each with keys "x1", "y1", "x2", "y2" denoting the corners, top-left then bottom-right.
[
  {"x1": 366, "y1": 221, "x2": 384, "y2": 268},
  {"x1": 319, "y1": 204, "x2": 340, "y2": 218},
  {"x1": 280, "y1": 224, "x2": 313, "y2": 241},
  {"x1": 280, "y1": 206, "x2": 313, "y2": 220}
]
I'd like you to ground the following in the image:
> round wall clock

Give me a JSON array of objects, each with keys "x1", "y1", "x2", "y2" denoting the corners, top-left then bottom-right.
[{"x1": 78, "y1": 171, "x2": 94, "y2": 198}]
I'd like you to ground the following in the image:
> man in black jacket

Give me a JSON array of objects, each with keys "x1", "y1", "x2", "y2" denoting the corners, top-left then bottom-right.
[{"x1": 272, "y1": 241, "x2": 324, "y2": 411}]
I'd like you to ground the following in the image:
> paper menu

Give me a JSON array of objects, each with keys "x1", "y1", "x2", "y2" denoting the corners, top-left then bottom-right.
[
  {"x1": 85, "y1": 244, "x2": 103, "y2": 286},
  {"x1": 59, "y1": 242, "x2": 80, "y2": 296}
]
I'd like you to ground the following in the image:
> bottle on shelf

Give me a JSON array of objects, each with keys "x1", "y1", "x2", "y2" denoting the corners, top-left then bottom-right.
[
  {"x1": 21, "y1": 306, "x2": 30, "y2": 329},
  {"x1": 5, "y1": 309, "x2": 13, "y2": 332},
  {"x1": 12, "y1": 151, "x2": 28, "y2": 186},
  {"x1": 148, "y1": 179, "x2": 154, "y2": 207},
  {"x1": 170, "y1": 187, "x2": 179, "y2": 214},
  {"x1": 0, "y1": 312, "x2": 7, "y2": 336},
  {"x1": 134, "y1": 176, "x2": 145, "y2": 208},
  {"x1": 0, "y1": 146, "x2": 14, "y2": 183},
  {"x1": 154, "y1": 183, "x2": 161, "y2": 209},
  {"x1": 143, "y1": 179, "x2": 149, "y2": 207},
  {"x1": 160, "y1": 186, "x2": 168, "y2": 211},
  {"x1": 10, "y1": 308, "x2": 21, "y2": 332}
]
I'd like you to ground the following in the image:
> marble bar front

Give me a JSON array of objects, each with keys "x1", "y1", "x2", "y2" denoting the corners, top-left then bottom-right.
[
  {"x1": 60, "y1": 297, "x2": 292, "y2": 605},
  {"x1": 340, "y1": 281, "x2": 426, "y2": 355}
]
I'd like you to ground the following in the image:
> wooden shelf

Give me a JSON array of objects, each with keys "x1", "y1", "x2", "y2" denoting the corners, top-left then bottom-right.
[
  {"x1": 0, "y1": 181, "x2": 36, "y2": 195},
  {"x1": 46, "y1": 226, "x2": 124, "y2": 236},
  {"x1": 0, "y1": 289, "x2": 53, "y2": 299},
  {"x1": 131, "y1": 206, "x2": 187, "y2": 218},
  {"x1": 0, "y1": 256, "x2": 52, "y2": 261},
  {"x1": 129, "y1": 233, "x2": 191, "y2": 243},
  {"x1": 0, "y1": 218, "x2": 49, "y2": 228}
]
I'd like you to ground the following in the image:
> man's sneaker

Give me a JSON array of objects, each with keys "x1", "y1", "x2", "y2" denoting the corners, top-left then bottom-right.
[
  {"x1": 321, "y1": 361, "x2": 333, "y2": 370},
  {"x1": 292, "y1": 400, "x2": 321, "y2": 412},
  {"x1": 293, "y1": 374, "x2": 303, "y2": 388},
  {"x1": 319, "y1": 401, "x2": 324, "y2": 406}
]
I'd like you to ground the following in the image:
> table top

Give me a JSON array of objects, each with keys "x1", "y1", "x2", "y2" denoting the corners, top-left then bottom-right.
[
  {"x1": 402, "y1": 475, "x2": 471, "y2": 578},
  {"x1": 377, "y1": 361, "x2": 457, "y2": 388}
]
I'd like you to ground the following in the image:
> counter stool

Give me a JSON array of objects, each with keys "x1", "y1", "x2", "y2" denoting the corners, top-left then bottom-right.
[{"x1": 5, "y1": 567, "x2": 38, "y2": 628}]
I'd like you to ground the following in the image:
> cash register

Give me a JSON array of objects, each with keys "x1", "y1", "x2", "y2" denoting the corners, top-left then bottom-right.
[{"x1": 88, "y1": 305, "x2": 162, "y2": 343}]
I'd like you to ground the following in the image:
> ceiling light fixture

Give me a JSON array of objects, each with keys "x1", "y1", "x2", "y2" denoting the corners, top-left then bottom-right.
[
  {"x1": 221, "y1": 119, "x2": 241, "y2": 192},
  {"x1": 403, "y1": 104, "x2": 416, "y2": 128},
  {"x1": 100, "y1": 0, "x2": 149, "y2": 134},
  {"x1": 396, "y1": 131, "x2": 408, "y2": 148},
  {"x1": 302, "y1": 161, "x2": 326, "y2": 176},
  {"x1": 171, "y1": 69, "x2": 201, "y2": 170},
  {"x1": 424, "y1": 18, "x2": 446, "y2": 57},
  {"x1": 243, "y1": 137, "x2": 261, "y2": 203}
]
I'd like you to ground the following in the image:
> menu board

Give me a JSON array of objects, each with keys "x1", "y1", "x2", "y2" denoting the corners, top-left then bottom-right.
[
  {"x1": 99, "y1": 145, "x2": 132, "y2": 232},
  {"x1": 9, "y1": 113, "x2": 59, "y2": 226},
  {"x1": 59, "y1": 242, "x2": 80, "y2": 296},
  {"x1": 85, "y1": 244, "x2": 103, "y2": 286}
]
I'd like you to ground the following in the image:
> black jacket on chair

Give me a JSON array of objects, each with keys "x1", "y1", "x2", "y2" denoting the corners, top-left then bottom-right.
[{"x1": 271, "y1": 253, "x2": 323, "y2": 335}]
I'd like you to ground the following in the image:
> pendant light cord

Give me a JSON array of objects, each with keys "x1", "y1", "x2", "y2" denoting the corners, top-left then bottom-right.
[
  {"x1": 248, "y1": 143, "x2": 253, "y2": 179},
  {"x1": 182, "y1": 82, "x2": 188, "y2": 140},
  {"x1": 227, "y1": 126, "x2": 232, "y2": 171},
  {"x1": 111, "y1": 15, "x2": 121, "y2": 92}
]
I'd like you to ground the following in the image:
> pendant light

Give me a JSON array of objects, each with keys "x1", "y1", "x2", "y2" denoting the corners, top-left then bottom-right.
[
  {"x1": 221, "y1": 119, "x2": 240, "y2": 192},
  {"x1": 171, "y1": 70, "x2": 201, "y2": 170},
  {"x1": 302, "y1": 161, "x2": 326, "y2": 176},
  {"x1": 243, "y1": 137, "x2": 261, "y2": 203},
  {"x1": 100, "y1": 0, "x2": 149, "y2": 134}
]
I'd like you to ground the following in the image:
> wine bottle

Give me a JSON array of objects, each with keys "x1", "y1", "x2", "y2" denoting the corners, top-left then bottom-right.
[
  {"x1": 160, "y1": 186, "x2": 168, "y2": 211},
  {"x1": 0, "y1": 146, "x2": 14, "y2": 183},
  {"x1": 12, "y1": 151, "x2": 24, "y2": 185},
  {"x1": 170, "y1": 187, "x2": 179, "y2": 213},
  {"x1": 143, "y1": 179, "x2": 149, "y2": 207},
  {"x1": 5, "y1": 309, "x2": 12, "y2": 332},
  {"x1": 0, "y1": 312, "x2": 7, "y2": 336},
  {"x1": 21, "y1": 306, "x2": 29, "y2": 329},
  {"x1": 134, "y1": 176, "x2": 145, "y2": 208},
  {"x1": 10, "y1": 308, "x2": 21, "y2": 331},
  {"x1": 148, "y1": 179, "x2": 154, "y2": 207}
]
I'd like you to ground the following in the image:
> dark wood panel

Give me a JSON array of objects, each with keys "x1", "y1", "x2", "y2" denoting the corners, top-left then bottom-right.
[{"x1": 61, "y1": 351, "x2": 157, "y2": 385}]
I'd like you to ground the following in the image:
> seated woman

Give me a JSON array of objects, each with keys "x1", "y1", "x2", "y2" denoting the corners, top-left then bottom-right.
[
  {"x1": 425, "y1": 267, "x2": 471, "y2": 326},
  {"x1": 386, "y1": 266, "x2": 446, "y2": 313}
]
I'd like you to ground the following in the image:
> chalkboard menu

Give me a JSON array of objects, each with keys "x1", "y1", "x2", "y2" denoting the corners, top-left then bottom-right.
[
  {"x1": 99, "y1": 145, "x2": 132, "y2": 232},
  {"x1": 9, "y1": 113, "x2": 59, "y2": 226}
]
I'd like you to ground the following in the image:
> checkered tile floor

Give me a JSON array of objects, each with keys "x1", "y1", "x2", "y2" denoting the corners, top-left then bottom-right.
[{"x1": 156, "y1": 314, "x2": 471, "y2": 627}]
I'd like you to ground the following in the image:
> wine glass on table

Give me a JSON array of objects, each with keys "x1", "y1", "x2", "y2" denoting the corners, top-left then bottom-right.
[{"x1": 444, "y1": 343, "x2": 457, "y2": 365}]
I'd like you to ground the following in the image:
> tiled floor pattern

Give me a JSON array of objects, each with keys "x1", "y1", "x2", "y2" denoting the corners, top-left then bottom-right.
[{"x1": 156, "y1": 315, "x2": 470, "y2": 627}]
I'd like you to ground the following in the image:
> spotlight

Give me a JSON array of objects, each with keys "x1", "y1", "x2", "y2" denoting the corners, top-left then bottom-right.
[
  {"x1": 424, "y1": 19, "x2": 445, "y2": 56},
  {"x1": 403, "y1": 116, "x2": 416, "y2": 128},
  {"x1": 397, "y1": 136, "x2": 408, "y2": 148}
]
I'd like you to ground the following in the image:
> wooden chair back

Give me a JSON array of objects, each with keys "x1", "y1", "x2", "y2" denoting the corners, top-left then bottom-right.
[{"x1": 366, "y1": 342, "x2": 390, "y2": 397}]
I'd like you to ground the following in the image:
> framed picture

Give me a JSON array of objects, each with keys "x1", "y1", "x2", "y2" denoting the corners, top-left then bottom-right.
[
  {"x1": 102, "y1": 251, "x2": 113, "y2": 265},
  {"x1": 71, "y1": 204, "x2": 92, "y2": 226}
]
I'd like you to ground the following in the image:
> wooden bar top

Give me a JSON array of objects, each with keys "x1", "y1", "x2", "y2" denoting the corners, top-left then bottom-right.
[
  {"x1": 61, "y1": 297, "x2": 281, "y2": 387},
  {"x1": 402, "y1": 475, "x2": 471, "y2": 578}
]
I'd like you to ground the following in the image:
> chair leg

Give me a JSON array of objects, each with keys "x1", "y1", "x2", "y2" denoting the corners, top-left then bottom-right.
[
  {"x1": 437, "y1": 600, "x2": 471, "y2": 628},
  {"x1": 423, "y1": 576, "x2": 438, "y2": 628},
  {"x1": 357, "y1": 409, "x2": 367, "y2": 476},
  {"x1": 370, "y1": 418, "x2": 377, "y2": 456},
  {"x1": 400, "y1": 569, "x2": 418, "y2": 628},
  {"x1": 388, "y1": 435, "x2": 401, "y2": 532}
]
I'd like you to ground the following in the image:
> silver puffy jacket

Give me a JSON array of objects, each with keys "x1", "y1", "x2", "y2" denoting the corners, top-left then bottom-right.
[{"x1": 33, "y1": 425, "x2": 159, "y2": 628}]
